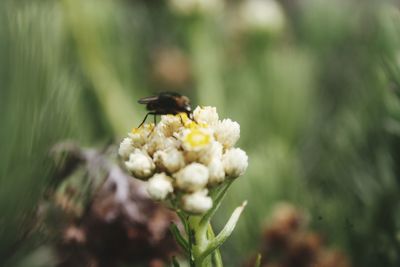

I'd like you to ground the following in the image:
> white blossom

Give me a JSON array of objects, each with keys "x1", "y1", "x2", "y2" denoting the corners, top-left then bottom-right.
[
  {"x1": 157, "y1": 115, "x2": 183, "y2": 137},
  {"x1": 214, "y1": 119, "x2": 240, "y2": 149},
  {"x1": 174, "y1": 163, "x2": 209, "y2": 192},
  {"x1": 198, "y1": 141, "x2": 223, "y2": 165},
  {"x1": 193, "y1": 106, "x2": 219, "y2": 126},
  {"x1": 208, "y1": 158, "x2": 225, "y2": 185},
  {"x1": 154, "y1": 147, "x2": 185, "y2": 173},
  {"x1": 181, "y1": 127, "x2": 213, "y2": 152},
  {"x1": 145, "y1": 133, "x2": 180, "y2": 156},
  {"x1": 147, "y1": 173, "x2": 174, "y2": 201},
  {"x1": 128, "y1": 123, "x2": 154, "y2": 147},
  {"x1": 182, "y1": 190, "x2": 213, "y2": 214},
  {"x1": 125, "y1": 149, "x2": 155, "y2": 179},
  {"x1": 118, "y1": 137, "x2": 134, "y2": 160},
  {"x1": 222, "y1": 148, "x2": 248, "y2": 178}
]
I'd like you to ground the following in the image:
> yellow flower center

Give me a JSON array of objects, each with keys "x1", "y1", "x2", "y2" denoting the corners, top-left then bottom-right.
[
  {"x1": 184, "y1": 128, "x2": 211, "y2": 148},
  {"x1": 186, "y1": 121, "x2": 198, "y2": 129},
  {"x1": 175, "y1": 112, "x2": 209, "y2": 129},
  {"x1": 174, "y1": 113, "x2": 191, "y2": 127},
  {"x1": 131, "y1": 127, "x2": 141, "y2": 134},
  {"x1": 144, "y1": 123, "x2": 155, "y2": 130},
  {"x1": 131, "y1": 123, "x2": 154, "y2": 134}
]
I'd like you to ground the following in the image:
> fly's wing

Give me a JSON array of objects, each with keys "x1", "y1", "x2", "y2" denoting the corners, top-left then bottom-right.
[
  {"x1": 138, "y1": 95, "x2": 159, "y2": 104},
  {"x1": 138, "y1": 92, "x2": 182, "y2": 113}
]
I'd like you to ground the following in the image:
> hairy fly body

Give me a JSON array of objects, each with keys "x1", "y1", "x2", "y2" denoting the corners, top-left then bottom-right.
[{"x1": 137, "y1": 91, "x2": 192, "y2": 128}]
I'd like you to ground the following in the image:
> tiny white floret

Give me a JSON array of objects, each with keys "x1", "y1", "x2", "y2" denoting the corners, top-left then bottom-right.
[
  {"x1": 198, "y1": 141, "x2": 223, "y2": 165},
  {"x1": 182, "y1": 190, "x2": 213, "y2": 214},
  {"x1": 214, "y1": 119, "x2": 240, "y2": 148},
  {"x1": 129, "y1": 123, "x2": 154, "y2": 147},
  {"x1": 208, "y1": 158, "x2": 225, "y2": 185},
  {"x1": 222, "y1": 148, "x2": 248, "y2": 178},
  {"x1": 145, "y1": 133, "x2": 180, "y2": 156},
  {"x1": 125, "y1": 149, "x2": 155, "y2": 179},
  {"x1": 157, "y1": 115, "x2": 183, "y2": 137},
  {"x1": 118, "y1": 137, "x2": 134, "y2": 160},
  {"x1": 147, "y1": 173, "x2": 174, "y2": 201},
  {"x1": 174, "y1": 163, "x2": 209, "y2": 192},
  {"x1": 193, "y1": 106, "x2": 219, "y2": 126},
  {"x1": 154, "y1": 147, "x2": 185, "y2": 173}
]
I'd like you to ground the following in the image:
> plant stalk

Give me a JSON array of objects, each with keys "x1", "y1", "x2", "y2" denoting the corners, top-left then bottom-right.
[{"x1": 188, "y1": 216, "x2": 211, "y2": 267}]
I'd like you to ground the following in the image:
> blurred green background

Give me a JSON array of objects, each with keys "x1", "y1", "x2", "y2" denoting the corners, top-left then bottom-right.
[{"x1": 1, "y1": 0, "x2": 400, "y2": 266}]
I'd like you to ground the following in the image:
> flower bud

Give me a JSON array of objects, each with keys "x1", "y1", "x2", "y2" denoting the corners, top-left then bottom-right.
[
  {"x1": 125, "y1": 149, "x2": 155, "y2": 179},
  {"x1": 193, "y1": 106, "x2": 219, "y2": 126},
  {"x1": 214, "y1": 119, "x2": 240, "y2": 149},
  {"x1": 174, "y1": 163, "x2": 209, "y2": 192},
  {"x1": 145, "y1": 133, "x2": 180, "y2": 156},
  {"x1": 118, "y1": 137, "x2": 134, "y2": 160},
  {"x1": 208, "y1": 158, "x2": 225, "y2": 185},
  {"x1": 198, "y1": 141, "x2": 223, "y2": 165},
  {"x1": 129, "y1": 123, "x2": 154, "y2": 147},
  {"x1": 182, "y1": 190, "x2": 213, "y2": 214},
  {"x1": 147, "y1": 173, "x2": 174, "y2": 201},
  {"x1": 222, "y1": 148, "x2": 248, "y2": 178},
  {"x1": 158, "y1": 115, "x2": 183, "y2": 137},
  {"x1": 154, "y1": 147, "x2": 185, "y2": 174}
]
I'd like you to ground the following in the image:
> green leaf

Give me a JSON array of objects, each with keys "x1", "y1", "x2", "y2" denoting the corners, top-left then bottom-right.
[
  {"x1": 254, "y1": 253, "x2": 262, "y2": 267},
  {"x1": 170, "y1": 223, "x2": 189, "y2": 254},
  {"x1": 171, "y1": 256, "x2": 180, "y2": 267},
  {"x1": 177, "y1": 210, "x2": 190, "y2": 236},
  {"x1": 200, "y1": 201, "x2": 247, "y2": 261}
]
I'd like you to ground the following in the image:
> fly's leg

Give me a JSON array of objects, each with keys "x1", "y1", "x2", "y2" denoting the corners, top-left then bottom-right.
[
  {"x1": 178, "y1": 112, "x2": 195, "y2": 125},
  {"x1": 137, "y1": 112, "x2": 156, "y2": 128},
  {"x1": 188, "y1": 111, "x2": 194, "y2": 120},
  {"x1": 187, "y1": 111, "x2": 197, "y2": 123},
  {"x1": 147, "y1": 113, "x2": 158, "y2": 137},
  {"x1": 179, "y1": 113, "x2": 184, "y2": 125}
]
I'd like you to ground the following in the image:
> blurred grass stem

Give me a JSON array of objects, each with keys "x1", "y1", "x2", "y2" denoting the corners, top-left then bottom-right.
[
  {"x1": 188, "y1": 18, "x2": 225, "y2": 110},
  {"x1": 63, "y1": 0, "x2": 136, "y2": 136}
]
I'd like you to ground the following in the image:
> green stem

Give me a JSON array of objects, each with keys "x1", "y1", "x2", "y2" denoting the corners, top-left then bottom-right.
[
  {"x1": 173, "y1": 181, "x2": 241, "y2": 266},
  {"x1": 207, "y1": 224, "x2": 223, "y2": 267},
  {"x1": 188, "y1": 216, "x2": 210, "y2": 267}
]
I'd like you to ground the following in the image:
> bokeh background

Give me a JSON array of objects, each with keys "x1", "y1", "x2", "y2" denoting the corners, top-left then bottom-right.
[{"x1": 1, "y1": 0, "x2": 400, "y2": 266}]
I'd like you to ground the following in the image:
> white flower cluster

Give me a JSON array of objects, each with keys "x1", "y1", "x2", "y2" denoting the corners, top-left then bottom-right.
[{"x1": 119, "y1": 106, "x2": 248, "y2": 214}]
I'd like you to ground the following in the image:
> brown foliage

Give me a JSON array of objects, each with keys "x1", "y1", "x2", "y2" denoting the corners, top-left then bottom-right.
[
  {"x1": 246, "y1": 203, "x2": 351, "y2": 267},
  {"x1": 48, "y1": 143, "x2": 180, "y2": 267}
]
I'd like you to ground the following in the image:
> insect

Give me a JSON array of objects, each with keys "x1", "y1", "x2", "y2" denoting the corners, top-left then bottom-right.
[{"x1": 137, "y1": 91, "x2": 192, "y2": 128}]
